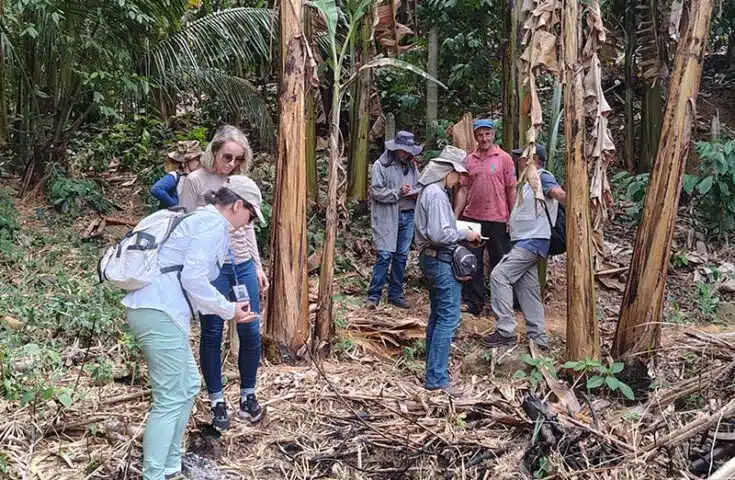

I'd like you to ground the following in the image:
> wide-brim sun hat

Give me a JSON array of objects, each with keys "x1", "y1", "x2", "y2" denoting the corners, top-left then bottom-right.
[
  {"x1": 385, "y1": 130, "x2": 423, "y2": 156},
  {"x1": 433, "y1": 145, "x2": 468, "y2": 173},
  {"x1": 168, "y1": 140, "x2": 203, "y2": 163},
  {"x1": 223, "y1": 175, "x2": 266, "y2": 225}
]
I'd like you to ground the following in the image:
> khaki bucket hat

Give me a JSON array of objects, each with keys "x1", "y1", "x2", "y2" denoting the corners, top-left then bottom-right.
[
  {"x1": 433, "y1": 145, "x2": 468, "y2": 172},
  {"x1": 167, "y1": 140, "x2": 203, "y2": 163}
]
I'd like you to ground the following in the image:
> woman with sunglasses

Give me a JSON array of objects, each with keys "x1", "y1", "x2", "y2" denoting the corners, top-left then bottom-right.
[
  {"x1": 123, "y1": 181, "x2": 260, "y2": 479},
  {"x1": 179, "y1": 126, "x2": 269, "y2": 429}
]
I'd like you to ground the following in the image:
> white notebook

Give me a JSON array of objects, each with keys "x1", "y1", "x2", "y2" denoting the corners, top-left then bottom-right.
[{"x1": 456, "y1": 220, "x2": 488, "y2": 240}]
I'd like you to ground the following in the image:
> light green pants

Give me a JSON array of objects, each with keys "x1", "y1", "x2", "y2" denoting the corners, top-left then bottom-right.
[{"x1": 127, "y1": 308, "x2": 200, "y2": 480}]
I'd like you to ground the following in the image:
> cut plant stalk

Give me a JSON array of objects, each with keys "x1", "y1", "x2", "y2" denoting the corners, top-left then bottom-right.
[
  {"x1": 613, "y1": 0, "x2": 713, "y2": 364},
  {"x1": 347, "y1": 9, "x2": 374, "y2": 203},
  {"x1": 266, "y1": 0, "x2": 310, "y2": 360},
  {"x1": 563, "y1": 0, "x2": 598, "y2": 361}
]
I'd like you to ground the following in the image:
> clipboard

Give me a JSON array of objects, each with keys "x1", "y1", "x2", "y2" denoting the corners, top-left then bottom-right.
[{"x1": 456, "y1": 220, "x2": 489, "y2": 241}]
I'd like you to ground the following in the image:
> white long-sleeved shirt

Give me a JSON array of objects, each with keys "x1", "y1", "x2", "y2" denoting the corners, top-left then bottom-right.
[{"x1": 122, "y1": 205, "x2": 236, "y2": 333}]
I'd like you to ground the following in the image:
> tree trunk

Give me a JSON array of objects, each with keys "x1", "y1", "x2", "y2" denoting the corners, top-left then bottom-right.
[
  {"x1": 305, "y1": 11, "x2": 318, "y2": 203},
  {"x1": 623, "y1": 0, "x2": 635, "y2": 171},
  {"x1": 348, "y1": 11, "x2": 373, "y2": 202},
  {"x1": 502, "y1": 0, "x2": 521, "y2": 150},
  {"x1": 613, "y1": 0, "x2": 713, "y2": 363},
  {"x1": 639, "y1": 84, "x2": 665, "y2": 172},
  {"x1": 0, "y1": 0, "x2": 7, "y2": 147},
  {"x1": 314, "y1": 86, "x2": 341, "y2": 357},
  {"x1": 265, "y1": 0, "x2": 310, "y2": 360},
  {"x1": 426, "y1": 25, "x2": 439, "y2": 145},
  {"x1": 563, "y1": 0, "x2": 599, "y2": 362}
]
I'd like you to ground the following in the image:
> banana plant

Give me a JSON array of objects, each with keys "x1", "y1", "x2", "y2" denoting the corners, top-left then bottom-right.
[{"x1": 311, "y1": 0, "x2": 446, "y2": 355}]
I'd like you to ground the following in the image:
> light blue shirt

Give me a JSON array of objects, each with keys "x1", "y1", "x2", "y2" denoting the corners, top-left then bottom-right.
[
  {"x1": 122, "y1": 205, "x2": 236, "y2": 334},
  {"x1": 515, "y1": 171, "x2": 560, "y2": 257}
]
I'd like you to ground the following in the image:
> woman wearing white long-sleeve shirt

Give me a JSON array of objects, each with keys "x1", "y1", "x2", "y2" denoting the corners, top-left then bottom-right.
[{"x1": 122, "y1": 178, "x2": 264, "y2": 480}]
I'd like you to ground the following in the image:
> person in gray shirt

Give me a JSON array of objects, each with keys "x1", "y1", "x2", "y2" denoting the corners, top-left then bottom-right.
[
  {"x1": 366, "y1": 131, "x2": 421, "y2": 309},
  {"x1": 415, "y1": 146, "x2": 480, "y2": 397}
]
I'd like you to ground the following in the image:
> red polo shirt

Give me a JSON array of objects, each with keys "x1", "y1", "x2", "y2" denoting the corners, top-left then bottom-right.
[{"x1": 459, "y1": 145, "x2": 516, "y2": 223}]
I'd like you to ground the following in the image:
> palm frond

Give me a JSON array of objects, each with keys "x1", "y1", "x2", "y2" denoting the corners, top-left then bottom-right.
[
  {"x1": 148, "y1": 8, "x2": 277, "y2": 80},
  {"x1": 163, "y1": 68, "x2": 275, "y2": 150}
]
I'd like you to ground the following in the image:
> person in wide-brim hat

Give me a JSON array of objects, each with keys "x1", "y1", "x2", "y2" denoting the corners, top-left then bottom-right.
[
  {"x1": 151, "y1": 141, "x2": 204, "y2": 210},
  {"x1": 366, "y1": 130, "x2": 422, "y2": 310},
  {"x1": 384, "y1": 130, "x2": 424, "y2": 157},
  {"x1": 414, "y1": 145, "x2": 480, "y2": 398}
]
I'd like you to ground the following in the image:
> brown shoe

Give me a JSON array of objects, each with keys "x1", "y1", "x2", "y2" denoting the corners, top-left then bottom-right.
[
  {"x1": 426, "y1": 384, "x2": 463, "y2": 397},
  {"x1": 441, "y1": 384, "x2": 464, "y2": 397}
]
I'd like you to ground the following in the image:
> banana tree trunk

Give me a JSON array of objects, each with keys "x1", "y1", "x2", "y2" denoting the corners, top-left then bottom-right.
[
  {"x1": 613, "y1": 0, "x2": 713, "y2": 363},
  {"x1": 502, "y1": 0, "x2": 522, "y2": 150},
  {"x1": 639, "y1": 84, "x2": 664, "y2": 172},
  {"x1": 426, "y1": 25, "x2": 439, "y2": 145},
  {"x1": 348, "y1": 11, "x2": 373, "y2": 202},
  {"x1": 315, "y1": 85, "x2": 341, "y2": 356},
  {"x1": 265, "y1": 0, "x2": 310, "y2": 360},
  {"x1": 305, "y1": 11, "x2": 318, "y2": 203},
  {"x1": 623, "y1": 0, "x2": 635, "y2": 171},
  {"x1": 563, "y1": 0, "x2": 599, "y2": 362}
]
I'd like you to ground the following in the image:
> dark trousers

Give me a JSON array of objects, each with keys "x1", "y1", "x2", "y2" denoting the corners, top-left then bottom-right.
[
  {"x1": 200, "y1": 259, "x2": 261, "y2": 397},
  {"x1": 460, "y1": 218, "x2": 511, "y2": 314}
]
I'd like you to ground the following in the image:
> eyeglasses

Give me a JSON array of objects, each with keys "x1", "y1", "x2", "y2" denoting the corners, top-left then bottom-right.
[{"x1": 243, "y1": 201, "x2": 257, "y2": 223}]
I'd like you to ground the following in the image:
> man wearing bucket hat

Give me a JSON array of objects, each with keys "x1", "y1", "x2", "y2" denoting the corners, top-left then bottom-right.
[
  {"x1": 366, "y1": 131, "x2": 421, "y2": 309},
  {"x1": 483, "y1": 145, "x2": 566, "y2": 350},
  {"x1": 415, "y1": 146, "x2": 481, "y2": 396},
  {"x1": 150, "y1": 140, "x2": 203, "y2": 209},
  {"x1": 453, "y1": 119, "x2": 516, "y2": 316}
]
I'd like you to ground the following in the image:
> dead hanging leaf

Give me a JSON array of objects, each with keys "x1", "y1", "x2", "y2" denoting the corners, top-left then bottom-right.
[
  {"x1": 450, "y1": 113, "x2": 475, "y2": 153},
  {"x1": 374, "y1": 0, "x2": 413, "y2": 55},
  {"x1": 520, "y1": 30, "x2": 559, "y2": 74}
]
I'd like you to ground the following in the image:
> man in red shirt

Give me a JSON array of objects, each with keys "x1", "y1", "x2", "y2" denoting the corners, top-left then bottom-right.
[{"x1": 453, "y1": 119, "x2": 516, "y2": 315}]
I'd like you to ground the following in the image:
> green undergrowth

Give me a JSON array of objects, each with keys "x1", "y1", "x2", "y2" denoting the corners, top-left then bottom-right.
[{"x1": 0, "y1": 194, "x2": 134, "y2": 411}]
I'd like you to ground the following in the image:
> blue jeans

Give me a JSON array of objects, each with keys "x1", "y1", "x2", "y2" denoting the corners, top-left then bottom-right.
[
  {"x1": 200, "y1": 260, "x2": 261, "y2": 400},
  {"x1": 367, "y1": 210, "x2": 415, "y2": 301},
  {"x1": 419, "y1": 253, "x2": 462, "y2": 389}
]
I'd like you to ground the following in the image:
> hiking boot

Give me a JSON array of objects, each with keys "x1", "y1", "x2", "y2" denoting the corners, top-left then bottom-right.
[
  {"x1": 211, "y1": 402, "x2": 230, "y2": 431},
  {"x1": 165, "y1": 473, "x2": 185, "y2": 480},
  {"x1": 530, "y1": 338, "x2": 550, "y2": 352},
  {"x1": 239, "y1": 394, "x2": 264, "y2": 423},
  {"x1": 426, "y1": 384, "x2": 464, "y2": 398},
  {"x1": 460, "y1": 304, "x2": 481, "y2": 315},
  {"x1": 365, "y1": 298, "x2": 379, "y2": 309},
  {"x1": 388, "y1": 297, "x2": 410, "y2": 309},
  {"x1": 481, "y1": 331, "x2": 517, "y2": 348}
]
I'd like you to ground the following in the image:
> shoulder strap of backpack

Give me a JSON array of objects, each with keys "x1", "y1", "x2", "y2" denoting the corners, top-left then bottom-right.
[
  {"x1": 160, "y1": 212, "x2": 196, "y2": 246},
  {"x1": 542, "y1": 200, "x2": 554, "y2": 228}
]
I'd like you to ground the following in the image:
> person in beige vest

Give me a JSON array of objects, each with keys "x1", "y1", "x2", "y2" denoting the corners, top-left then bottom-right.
[{"x1": 179, "y1": 125, "x2": 268, "y2": 429}]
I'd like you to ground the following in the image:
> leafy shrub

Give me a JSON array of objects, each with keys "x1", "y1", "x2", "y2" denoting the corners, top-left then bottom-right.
[
  {"x1": 610, "y1": 171, "x2": 650, "y2": 222},
  {"x1": 0, "y1": 189, "x2": 19, "y2": 239},
  {"x1": 611, "y1": 170, "x2": 701, "y2": 224},
  {"x1": 70, "y1": 116, "x2": 172, "y2": 174},
  {"x1": 46, "y1": 167, "x2": 113, "y2": 216},
  {"x1": 695, "y1": 139, "x2": 735, "y2": 234},
  {"x1": 563, "y1": 358, "x2": 635, "y2": 401}
]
